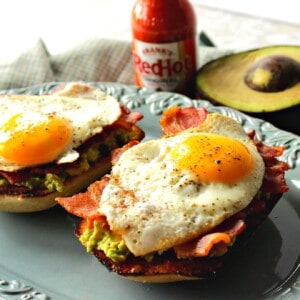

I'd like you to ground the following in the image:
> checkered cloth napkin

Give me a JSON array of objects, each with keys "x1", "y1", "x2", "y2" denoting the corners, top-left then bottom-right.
[
  {"x1": 0, "y1": 39, "x2": 135, "y2": 90},
  {"x1": 0, "y1": 34, "x2": 226, "y2": 91}
]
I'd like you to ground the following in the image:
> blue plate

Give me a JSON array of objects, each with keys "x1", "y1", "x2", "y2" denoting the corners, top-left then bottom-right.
[{"x1": 0, "y1": 82, "x2": 299, "y2": 300}]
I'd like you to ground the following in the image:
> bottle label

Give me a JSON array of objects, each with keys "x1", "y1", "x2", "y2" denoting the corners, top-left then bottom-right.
[{"x1": 132, "y1": 37, "x2": 197, "y2": 93}]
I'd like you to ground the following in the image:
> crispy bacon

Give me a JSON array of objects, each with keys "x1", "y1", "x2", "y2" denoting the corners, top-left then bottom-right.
[
  {"x1": 159, "y1": 106, "x2": 208, "y2": 135},
  {"x1": 175, "y1": 232, "x2": 232, "y2": 258},
  {"x1": 56, "y1": 176, "x2": 109, "y2": 219},
  {"x1": 262, "y1": 164, "x2": 289, "y2": 193},
  {"x1": 254, "y1": 140, "x2": 289, "y2": 193},
  {"x1": 111, "y1": 140, "x2": 140, "y2": 166},
  {"x1": 119, "y1": 105, "x2": 144, "y2": 124},
  {"x1": 174, "y1": 219, "x2": 246, "y2": 258}
]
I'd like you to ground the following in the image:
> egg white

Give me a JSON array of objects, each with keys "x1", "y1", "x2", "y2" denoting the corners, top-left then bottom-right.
[
  {"x1": 0, "y1": 90, "x2": 121, "y2": 171},
  {"x1": 99, "y1": 113, "x2": 265, "y2": 257}
]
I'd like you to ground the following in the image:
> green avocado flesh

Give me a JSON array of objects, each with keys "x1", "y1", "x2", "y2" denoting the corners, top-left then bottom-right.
[
  {"x1": 80, "y1": 221, "x2": 130, "y2": 262},
  {"x1": 18, "y1": 174, "x2": 65, "y2": 192},
  {"x1": 196, "y1": 45, "x2": 300, "y2": 113}
]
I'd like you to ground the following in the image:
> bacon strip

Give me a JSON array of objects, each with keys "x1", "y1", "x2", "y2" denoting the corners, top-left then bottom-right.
[
  {"x1": 254, "y1": 140, "x2": 289, "y2": 193},
  {"x1": 174, "y1": 218, "x2": 246, "y2": 258},
  {"x1": 174, "y1": 233, "x2": 231, "y2": 258},
  {"x1": 111, "y1": 140, "x2": 140, "y2": 166},
  {"x1": 159, "y1": 106, "x2": 208, "y2": 135},
  {"x1": 0, "y1": 170, "x2": 32, "y2": 184},
  {"x1": 56, "y1": 176, "x2": 109, "y2": 219},
  {"x1": 119, "y1": 105, "x2": 144, "y2": 124}
]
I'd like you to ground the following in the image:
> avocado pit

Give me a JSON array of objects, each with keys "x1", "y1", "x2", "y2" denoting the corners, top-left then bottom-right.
[{"x1": 244, "y1": 55, "x2": 300, "y2": 92}]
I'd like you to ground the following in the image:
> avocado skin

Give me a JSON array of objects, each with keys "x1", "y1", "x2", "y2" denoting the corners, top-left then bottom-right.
[{"x1": 196, "y1": 45, "x2": 300, "y2": 135}]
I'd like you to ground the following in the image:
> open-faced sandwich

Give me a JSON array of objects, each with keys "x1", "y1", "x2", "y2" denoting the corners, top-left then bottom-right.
[
  {"x1": 0, "y1": 83, "x2": 144, "y2": 212},
  {"x1": 57, "y1": 106, "x2": 289, "y2": 282}
]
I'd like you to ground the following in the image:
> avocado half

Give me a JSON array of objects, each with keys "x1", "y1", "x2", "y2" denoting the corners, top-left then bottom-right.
[{"x1": 196, "y1": 45, "x2": 300, "y2": 113}]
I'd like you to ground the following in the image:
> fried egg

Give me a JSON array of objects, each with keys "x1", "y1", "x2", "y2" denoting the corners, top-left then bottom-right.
[
  {"x1": 99, "y1": 113, "x2": 265, "y2": 257},
  {"x1": 0, "y1": 92, "x2": 121, "y2": 171}
]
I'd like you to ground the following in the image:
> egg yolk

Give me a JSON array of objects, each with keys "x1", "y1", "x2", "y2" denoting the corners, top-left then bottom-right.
[
  {"x1": 171, "y1": 133, "x2": 253, "y2": 184},
  {"x1": 0, "y1": 113, "x2": 72, "y2": 167}
]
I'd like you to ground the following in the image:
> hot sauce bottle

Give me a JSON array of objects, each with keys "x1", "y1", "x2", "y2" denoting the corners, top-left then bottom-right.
[{"x1": 131, "y1": 0, "x2": 198, "y2": 95}]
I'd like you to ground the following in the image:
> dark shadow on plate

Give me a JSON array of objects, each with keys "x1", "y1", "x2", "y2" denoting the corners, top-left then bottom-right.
[
  {"x1": 249, "y1": 105, "x2": 300, "y2": 136},
  {"x1": 130, "y1": 218, "x2": 283, "y2": 300}
]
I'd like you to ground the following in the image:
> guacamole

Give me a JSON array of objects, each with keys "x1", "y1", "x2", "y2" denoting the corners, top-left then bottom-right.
[{"x1": 80, "y1": 221, "x2": 130, "y2": 262}]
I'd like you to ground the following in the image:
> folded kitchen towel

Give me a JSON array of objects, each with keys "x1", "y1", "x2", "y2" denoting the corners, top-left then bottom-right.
[
  {"x1": 0, "y1": 38, "x2": 135, "y2": 91},
  {"x1": 0, "y1": 34, "x2": 230, "y2": 91}
]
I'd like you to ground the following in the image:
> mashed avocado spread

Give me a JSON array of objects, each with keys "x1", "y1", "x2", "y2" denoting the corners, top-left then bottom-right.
[
  {"x1": 80, "y1": 221, "x2": 130, "y2": 262},
  {"x1": 18, "y1": 173, "x2": 65, "y2": 192}
]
